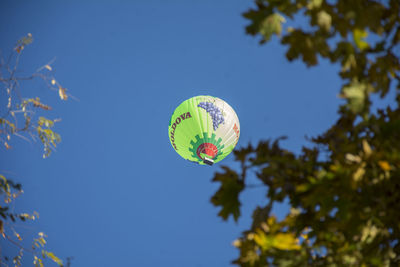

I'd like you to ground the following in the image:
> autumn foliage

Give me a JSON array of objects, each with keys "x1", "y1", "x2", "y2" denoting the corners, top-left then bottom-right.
[
  {"x1": 211, "y1": 0, "x2": 400, "y2": 266},
  {"x1": 1, "y1": 34, "x2": 65, "y2": 267}
]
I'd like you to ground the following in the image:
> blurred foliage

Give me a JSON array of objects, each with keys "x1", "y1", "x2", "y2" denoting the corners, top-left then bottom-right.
[
  {"x1": 0, "y1": 34, "x2": 67, "y2": 266},
  {"x1": 211, "y1": 0, "x2": 400, "y2": 266}
]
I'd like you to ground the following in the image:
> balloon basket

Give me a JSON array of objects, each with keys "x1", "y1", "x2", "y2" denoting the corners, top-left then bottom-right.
[{"x1": 203, "y1": 157, "x2": 214, "y2": 166}]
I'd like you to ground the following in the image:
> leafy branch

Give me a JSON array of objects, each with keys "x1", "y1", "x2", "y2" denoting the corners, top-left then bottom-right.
[
  {"x1": 0, "y1": 33, "x2": 69, "y2": 267},
  {"x1": 211, "y1": 0, "x2": 400, "y2": 266}
]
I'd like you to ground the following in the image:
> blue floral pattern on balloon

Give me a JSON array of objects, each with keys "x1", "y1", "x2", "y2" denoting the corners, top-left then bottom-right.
[{"x1": 198, "y1": 102, "x2": 225, "y2": 130}]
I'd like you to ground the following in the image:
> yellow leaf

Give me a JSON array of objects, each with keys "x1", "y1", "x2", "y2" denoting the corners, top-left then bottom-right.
[
  {"x1": 339, "y1": 80, "x2": 372, "y2": 113},
  {"x1": 361, "y1": 221, "x2": 378, "y2": 243},
  {"x1": 20, "y1": 213, "x2": 34, "y2": 220},
  {"x1": 51, "y1": 79, "x2": 56, "y2": 85},
  {"x1": 273, "y1": 233, "x2": 301, "y2": 250},
  {"x1": 296, "y1": 183, "x2": 310, "y2": 193},
  {"x1": 247, "y1": 233, "x2": 254, "y2": 240},
  {"x1": 15, "y1": 232, "x2": 22, "y2": 241},
  {"x1": 353, "y1": 164, "x2": 366, "y2": 182},
  {"x1": 254, "y1": 229, "x2": 301, "y2": 251},
  {"x1": 15, "y1": 45, "x2": 24, "y2": 53},
  {"x1": 353, "y1": 29, "x2": 369, "y2": 51},
  {"x1": 345, "y1": 153, "x2": 361, "y2": 163},
  {"x1": 38, "y1": 237, "x2": 46, "y2": 246},
  {"x1": 317, "y1": 11, "x2": 331, "y2": 31},
  {"x1": 21, "y1": 33, "x2": 33, "y2": 45},
  {"x1": 267, "y1": 216, "x2": 276, "y2": 226},
  {"x1": 307, "y1": 0, "x2": 322, "y2": 9},
  {"x1": 378, "y1": 161, "x2": 391, "y2": 171},
  {"x1": 31, "y1": 99, "x2": 52, "y2": 110},
  {"x1": 362, "y1": 139, "x2": 372, "y2": 157},
  {"x1": 342, "y1": 54, "x2": 357, "y2": 72},
  {"x1": 301, "y1": 233, "x2": 308, "y2": 240},
  {"x1": 58, "y1": 87, "x2": 68, "y2": 100},
  {"x1": 44, "y1": 65, "x2": 52, "y2": 71},
  {"x1": 260, "y1": 13, "x2": 286, "y2": 41},
  {"x1": 34, "y1": 256, "x2": 44, "y2": 267},
  {"x1": 4, "y1": 142, "x2": 10, "y2": 149},
  {"x1": 253, "y1": 229, "x2": 270, "y2": 249},
  {"x1": 260, "y1": 222, "x2": 270, "y2": 232},
  {"x1": 232, "y1": 239, "x2": 241, "y2": 247},
  {"x1": 44, "y1": 251, "x2": 63, "y2": 266}
]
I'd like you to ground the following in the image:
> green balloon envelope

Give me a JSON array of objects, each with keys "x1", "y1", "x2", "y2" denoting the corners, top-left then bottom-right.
[{"x1": 168, "y1": 95, "x2": 240, "y2": 165}]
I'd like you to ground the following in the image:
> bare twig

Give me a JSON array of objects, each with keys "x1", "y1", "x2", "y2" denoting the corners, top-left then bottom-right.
[
  {"x1": 36, "y1": 57, "x2": 56, "y2": 72},
  {"x1": 5, "y1": 234, "x2": 35, "y2": 255}
]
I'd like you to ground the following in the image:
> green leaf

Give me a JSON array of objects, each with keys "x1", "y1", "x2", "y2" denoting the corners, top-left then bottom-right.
[
  {"x1": 259, "y1": 13, "x2": 286, "y2": 41},
  {"x1": 282, "y1": 30, "x2": 319, "y2": 66},
  {"x1": 211, "y1": 166, "x2": 244, "y2": 221},
  {"x1": 339, "y1": 80, "x2": 371, "y2": 114}
]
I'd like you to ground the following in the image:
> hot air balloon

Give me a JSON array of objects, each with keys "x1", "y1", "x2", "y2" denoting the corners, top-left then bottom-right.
[{"x1": 168, "y1": 95, "x2": 240, "y2": 165}]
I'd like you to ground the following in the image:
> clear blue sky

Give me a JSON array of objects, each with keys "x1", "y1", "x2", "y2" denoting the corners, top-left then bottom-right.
[{"x1": 1, "y1": 1, "x2": 342, "y2": 266}]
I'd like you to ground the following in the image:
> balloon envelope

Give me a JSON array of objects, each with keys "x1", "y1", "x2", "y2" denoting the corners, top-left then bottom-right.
[{"x1": 168, "y1": 95, "x2": 240, "y2": 165}]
